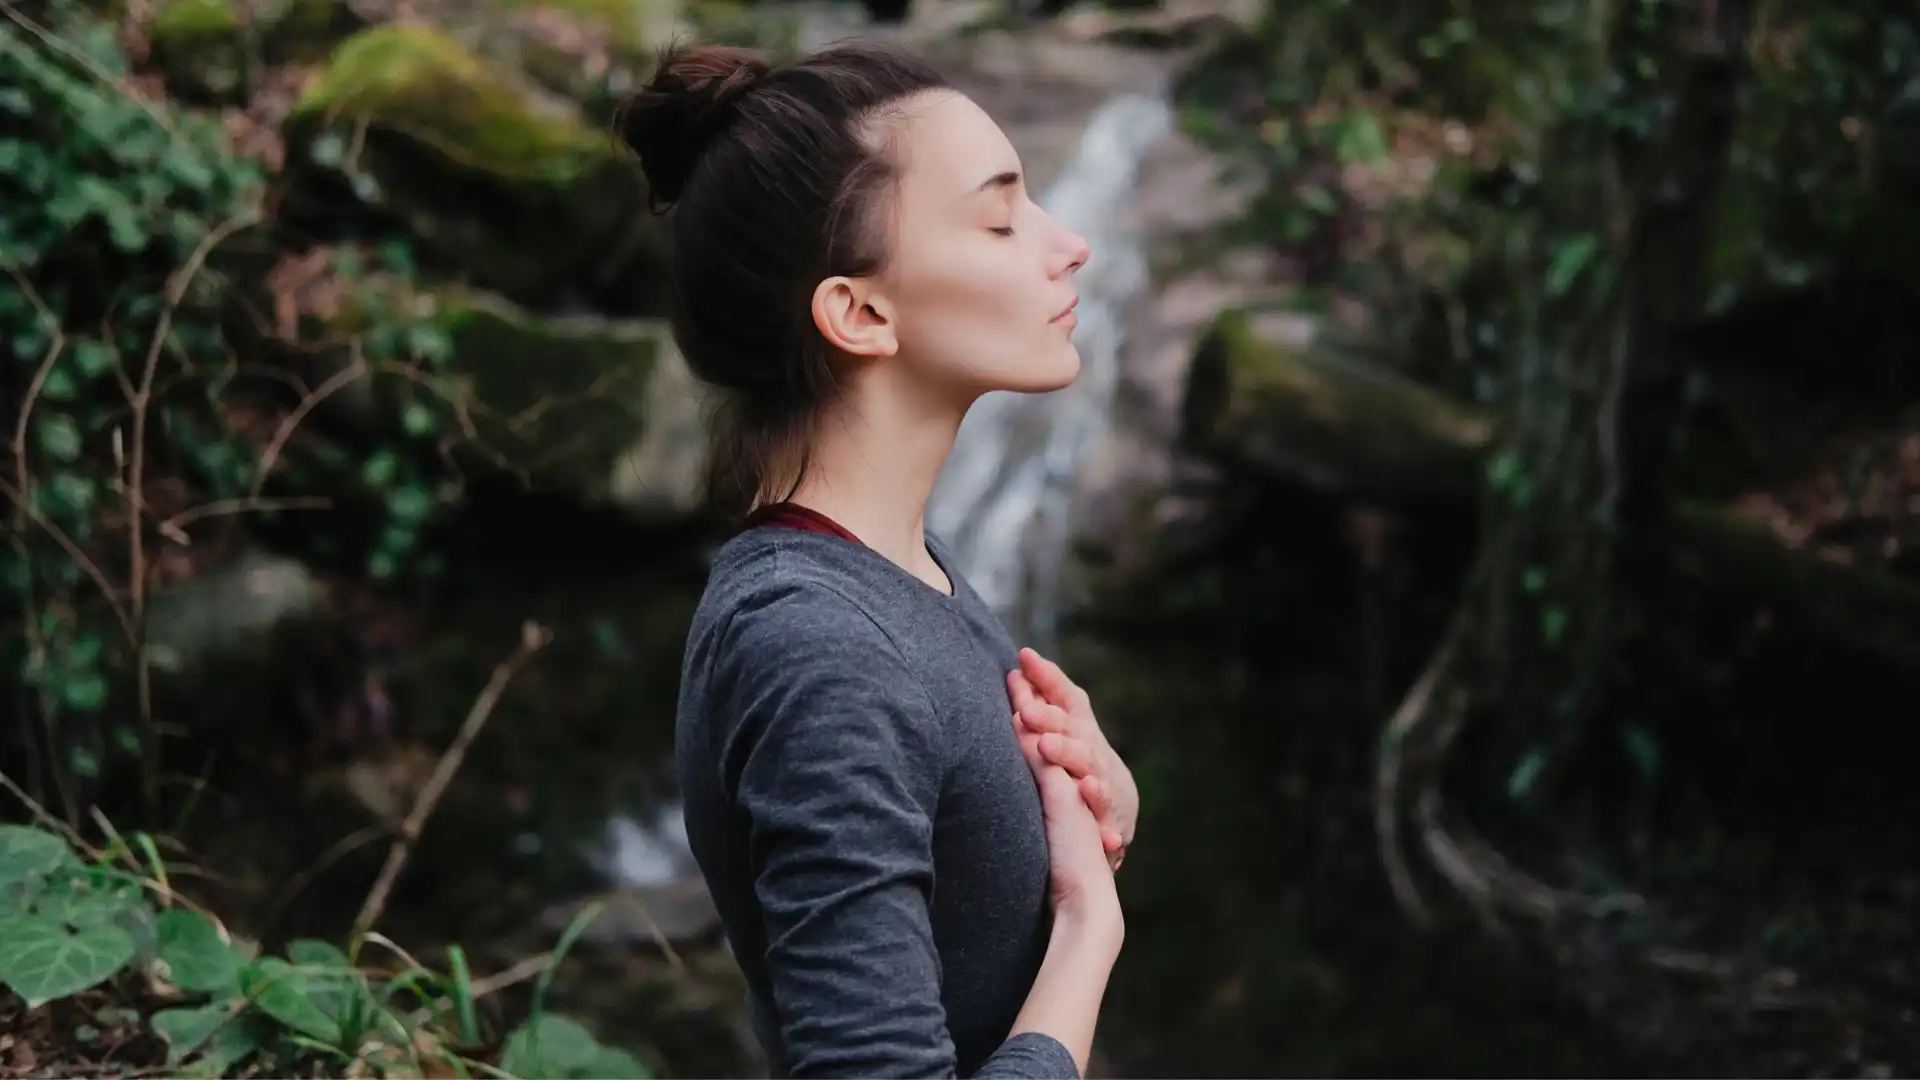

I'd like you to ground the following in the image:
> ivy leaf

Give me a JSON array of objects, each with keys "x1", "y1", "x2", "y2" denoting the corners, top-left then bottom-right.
[
  {"x1": 158, "y1": 1006, "x2": 271, "y2": 1075},
  {"x1": 0, "y1": 827, "x2": 76, "y2": 892},
  {"x1": 0, "y1": 914, "x2": 138, "y2": 1007},
  {"x1": 36, "y1": 415, "x2": 83, "y2": 462},
  {"x1": 156, "y1": 909, "x2": 245, "y2": 995},
  {"x1": 242, "y1": 957, "x2": 341, "y2": 1043},
  {"x1": 151, "y1": 1003, "x2": 232, "y2": 1064},
  {"x1": 71, "y1": 341, "x2": 115, "y2": 379},
  {"x1": 29, "y1": 869, "x2": 142, "y2": 927},
  {"x1": 499, "y1": 1014, "x2": 652, "y2": 1080}
]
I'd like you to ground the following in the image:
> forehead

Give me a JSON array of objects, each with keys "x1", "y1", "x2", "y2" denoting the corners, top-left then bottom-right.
[{"x1": 886, "y1": 91, "x2": 1018, "y2": 199}]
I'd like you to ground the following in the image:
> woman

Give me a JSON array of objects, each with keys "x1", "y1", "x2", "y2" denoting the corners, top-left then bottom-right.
[{"x1": 624, "y1": 39, "x2": 1140, "y2": 1079}]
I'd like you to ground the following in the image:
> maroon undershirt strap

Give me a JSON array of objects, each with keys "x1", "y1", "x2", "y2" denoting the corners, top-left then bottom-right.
[{"x1": 744, "y1": 502, "x2": 864, "y2": 545}]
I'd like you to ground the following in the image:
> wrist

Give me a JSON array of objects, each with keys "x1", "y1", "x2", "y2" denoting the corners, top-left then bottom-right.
[{"x1": 1052, "y1": 891, "x2": 1124, "y2": 953}]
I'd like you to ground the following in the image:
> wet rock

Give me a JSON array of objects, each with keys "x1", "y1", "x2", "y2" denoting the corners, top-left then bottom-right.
[{"x1": 283, "y1": 25, "x2": 667, "y2": 314}]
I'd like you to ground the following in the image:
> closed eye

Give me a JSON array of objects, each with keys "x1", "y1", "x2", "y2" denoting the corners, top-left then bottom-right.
[{"x1": 989, "y1": 226, "x2": 1015, "y2": 237}]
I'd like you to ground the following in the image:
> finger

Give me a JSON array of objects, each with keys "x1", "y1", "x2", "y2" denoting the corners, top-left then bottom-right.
[
  {"x1": 1079, "y1": 774, "x2": 1115, "y2": 820},
  {"x1": 1038, "y1": 732, "x2": 1097, "y2": 778},
  {"x1": 1102, "y1": 828, "x2": 1125, "y2": 856},
  {"x1": 1018, "y1": 698, "x2": 1071, "y2": 735},
  {"x1": 1007, "y1": 670, "x2": 1040, "y2": 715},
  {"x1": 1019, "y1": 647, "x2": 1089, "y2": 711}
]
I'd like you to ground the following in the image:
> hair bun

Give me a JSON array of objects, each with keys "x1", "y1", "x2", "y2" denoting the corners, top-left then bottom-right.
[{"x1": 620, "y1": 44, "x2": 772, "y2": 210}]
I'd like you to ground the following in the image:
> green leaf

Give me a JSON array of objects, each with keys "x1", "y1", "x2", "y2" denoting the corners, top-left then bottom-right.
[
  {"x1": 1545, "y1": 233, "x2": 1599, "y2": 297},
  {"x1": 36, "y1": 414, "x2": 83, "y2": 463},
  {"x1": 361, "y1": 450, "x2": 399, "y2": 488},
  {"x1": 156, "y1": 909, "x2": 245, "y2": 994},
  {"x1": 172, "y1": 1010, "x2": 272, "y2": 1076},
  {"x1": 401, "y1": 402, "x2": 438, "y2": 437},
  {"x1": 29, "y1": 870, "x2": 142, "y2": 927},
  {"x1": 151, "y1": 1003, "x2": 232, "y2": 1064},
  {"x1": 1622, "y1": 724, "x2": 1661, "y2": 786},
  {"x1": 499, "y1": 1015, "x2": 651, "y2": 1080},
  {"x1": 0, "y1": 914, "x2": 138, "y2": 1007},
  {"x1": 0, "y1": 826, "x2": 77, "y2": 890},
  {"x1": 59, "y1": 672, "x2": 109, "y2": 712},
  {"x1": 285, "y1": 939, "x2": 349, "y2": 969},
  {"x1": 243, "y1": 956, "x2": 341, "y2": 1043},
  {"x1": 1506, "y1": 747, "x2": 1547, "y2": 803},
  {"x1": 40, "y1": 366, "x2": 78, "y2": 402},
  {"x1": 71, "y1": 341, "x2": 116, "y2": 379}
]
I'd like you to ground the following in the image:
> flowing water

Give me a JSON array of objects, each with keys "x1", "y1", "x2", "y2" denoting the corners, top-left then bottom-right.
[{"x1": 928, "y1": 90, "x2": 1174, "y2": 647}]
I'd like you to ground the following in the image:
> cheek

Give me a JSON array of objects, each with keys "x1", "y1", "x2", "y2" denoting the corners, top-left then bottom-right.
[{"x1": 896, "y1": 243, "x2": 1037, "y2": 337}]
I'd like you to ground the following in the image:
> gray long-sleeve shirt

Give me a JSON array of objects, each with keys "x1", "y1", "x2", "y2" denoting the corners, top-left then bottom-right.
[{"x1": 675, "y1": 524, "x2": 1077, "y2": 1079}]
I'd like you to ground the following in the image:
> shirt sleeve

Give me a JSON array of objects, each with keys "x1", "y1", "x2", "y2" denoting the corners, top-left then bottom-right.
[{"x1": 721, "y1": 585, "x2": 1079, "y2": 1080}]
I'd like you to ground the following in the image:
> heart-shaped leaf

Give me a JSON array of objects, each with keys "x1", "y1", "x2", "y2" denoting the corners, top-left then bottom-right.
[
  {"x1": 156, "y1": 909, "x2": 245, "y2": 995},
  {"x1": 0, "y1": 826, "x2": 76, "y2": 890},
  {"x1": 151, "y1": 1003, "x2": 232, "y2": 1064},
  {"x1": 0, "y1": 913, "x2": 137, "y2": 1007},
  {"x1": 243, "y1": 957, "x2": 341, "y2": 1044}
]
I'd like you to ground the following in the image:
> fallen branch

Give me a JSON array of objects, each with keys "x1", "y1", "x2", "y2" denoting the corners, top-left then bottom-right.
[{"x1": 350, "y1": 621, "x2": 552, "y2": 946}]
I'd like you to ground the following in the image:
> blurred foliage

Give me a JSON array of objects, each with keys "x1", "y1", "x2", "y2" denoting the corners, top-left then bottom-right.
[
  {"x1": 0, "y1": 1, "x2": 463, "y2": 821},
  {"x1": 1175, "y1": 0, "x2": 1920, "y2": 888}
]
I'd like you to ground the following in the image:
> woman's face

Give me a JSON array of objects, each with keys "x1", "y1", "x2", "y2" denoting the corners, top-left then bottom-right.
[{"x1": 872, "y1": 91, "x2": 1091, "y2": 401}]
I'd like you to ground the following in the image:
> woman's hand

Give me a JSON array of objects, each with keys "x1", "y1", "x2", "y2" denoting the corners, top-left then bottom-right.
[
  {"x1": 1008, "y1": 648, "x2": 1139, "y2": 870},
  {"x1": 1013, "y1": 714, "x2": 1120, "y2": 918}
]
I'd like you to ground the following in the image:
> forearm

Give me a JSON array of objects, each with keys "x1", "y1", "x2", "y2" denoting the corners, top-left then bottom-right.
[{"x1": 1004, "y1": 897, "x2": 1124, "y2": 1078}]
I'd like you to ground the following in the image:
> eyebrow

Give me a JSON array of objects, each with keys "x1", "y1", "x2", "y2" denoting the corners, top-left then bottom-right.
[{"x1": 971, "y1": 169, "x2": 1021, "y2": 196}]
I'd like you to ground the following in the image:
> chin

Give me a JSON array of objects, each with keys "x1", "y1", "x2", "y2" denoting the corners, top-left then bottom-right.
[{"x1": 1017, "y1": 342, "x2": 1082, "y2": 394}]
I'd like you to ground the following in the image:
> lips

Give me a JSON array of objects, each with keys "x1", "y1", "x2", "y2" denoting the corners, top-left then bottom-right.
[{"x1": 1051, "y1": 296, "x2": 1080, "y2": 322}]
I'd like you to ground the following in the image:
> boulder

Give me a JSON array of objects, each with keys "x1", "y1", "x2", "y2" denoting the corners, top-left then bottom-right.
[
  {"x1": 283, "y1": 25, "x2": 667, "y2": 315},
  {"x1": 427, "y1": 288, "x2": 679, "y2": 507}
]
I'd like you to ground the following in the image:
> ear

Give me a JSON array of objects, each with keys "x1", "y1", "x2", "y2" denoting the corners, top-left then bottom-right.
[{"x1": 811, "y1": 276, "x2": 898, "y2": 358}]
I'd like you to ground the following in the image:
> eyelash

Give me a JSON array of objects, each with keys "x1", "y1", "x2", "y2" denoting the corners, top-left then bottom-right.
[{"x1": 990, "y1": 226, "x2": 1015, "y2": 237}]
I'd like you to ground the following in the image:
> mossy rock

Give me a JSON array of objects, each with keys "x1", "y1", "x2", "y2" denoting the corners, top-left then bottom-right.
[
  {"x1": 429, "y1": 288, "x2": 668, "y2": 502},
  {"x1": 148, "y1": 0, "x2": 248, "y2": 103},
  {"x1": 475, "y1": 0, "x2": 681, "y2": 111},
  {"x1": 284, "y1": 25, "x2": 666, "y2": 314},
  {"x1": 145, "y1": 0, "x2": 362, "y2": 102}
]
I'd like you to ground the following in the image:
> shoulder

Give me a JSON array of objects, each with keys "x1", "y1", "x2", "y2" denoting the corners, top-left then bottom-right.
[{"x1": 700, "y1": 533, "x2": 901, "y2": 660}]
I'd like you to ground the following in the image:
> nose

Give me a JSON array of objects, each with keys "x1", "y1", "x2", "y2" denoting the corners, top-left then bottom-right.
[{"x1": 1050, "y1": 217, "x2": 1090, "y2": 277}]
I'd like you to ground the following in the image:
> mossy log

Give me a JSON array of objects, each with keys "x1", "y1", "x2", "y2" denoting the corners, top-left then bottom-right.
[{"x1": 1180, "y1": 307, "x2": 1497, "y2": 502}]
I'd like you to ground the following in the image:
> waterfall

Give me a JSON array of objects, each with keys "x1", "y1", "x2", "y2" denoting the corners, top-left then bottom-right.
[{"x1": 927, "y1": 91, "x2": 1173, "y2": 648}]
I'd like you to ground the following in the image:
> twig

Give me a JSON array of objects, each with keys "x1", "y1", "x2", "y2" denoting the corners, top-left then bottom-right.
[
  {"x1": 245, "y1": 354, "x2": 370, "y2": 502},
  {"x1": 351, "y1": 622, "x2": 552, "y2": 944},
  {"x1": 0, "y1": 769, "x2": 104, "y2": 861},
  {"x1": 466, "y1": 950, "x2": 560, "y2": 1000},
  {"x1": 125, "y1": 210, "x2": 260, "y2": 815}
]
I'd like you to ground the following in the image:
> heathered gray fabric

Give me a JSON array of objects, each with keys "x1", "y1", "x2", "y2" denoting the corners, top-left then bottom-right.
[{"x1": 675, "y1": 525, "x2": 1076, "y2": 1079}]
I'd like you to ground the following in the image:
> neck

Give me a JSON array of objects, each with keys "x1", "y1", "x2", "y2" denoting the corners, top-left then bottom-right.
[{"x1": 783, "y1": 371, "x2": 969, "y2": 578}]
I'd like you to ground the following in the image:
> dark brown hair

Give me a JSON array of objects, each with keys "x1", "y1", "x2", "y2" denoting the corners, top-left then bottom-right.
[{"x1": 618, "y1": 41, "x2": 951, "y2": 517}]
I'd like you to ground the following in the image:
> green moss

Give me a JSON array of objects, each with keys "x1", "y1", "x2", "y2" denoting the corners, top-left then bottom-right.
[
  {"x1": 150, "y1": 0, "x2": 241, "y2": 44},
  {"x1": 294, "y1": 25, "x2": 610, "y2": 185}
]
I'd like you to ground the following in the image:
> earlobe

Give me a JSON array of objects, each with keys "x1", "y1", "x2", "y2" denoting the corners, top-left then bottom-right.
[{"x1": 811, "y1": 277, "x2": 898, "y2": 358}]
